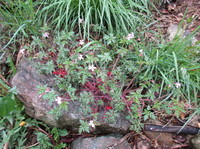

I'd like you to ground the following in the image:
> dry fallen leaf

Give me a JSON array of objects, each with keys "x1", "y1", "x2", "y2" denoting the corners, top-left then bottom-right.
[
  {"x1": 16, "y1": 46, "x2": 25, "y2": 65},
  {"x1": 180, "y1": 112, "x2": 186, "y2": 120}
]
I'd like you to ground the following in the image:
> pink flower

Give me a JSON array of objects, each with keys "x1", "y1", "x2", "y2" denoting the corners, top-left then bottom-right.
[
  {"x1": 174, "y1": 82, "x2": 181, "y2": 88},
  {"x1": 79, "y1": 39, "x2": 84, "y2": 45},
  {"x1": 45, "y1": 88, "x2": 51, "y2": 93},
  {"x1": 79, "y1": 18, "x2": 84, "y2": 23},
  {"x1": 150, "y1": 80, "x2": 155, "y2": 83},
  {"x1": 43, "y1": 32, "x2": 50, "y2": 38},
  {"x1": 126, "y1": 32, "x2": 134, "y2": 40}
]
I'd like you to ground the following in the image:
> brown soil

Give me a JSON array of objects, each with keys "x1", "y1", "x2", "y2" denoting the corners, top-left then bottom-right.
[{"x1": 152, "y1": 0, "x2": 200, "y2": 40}]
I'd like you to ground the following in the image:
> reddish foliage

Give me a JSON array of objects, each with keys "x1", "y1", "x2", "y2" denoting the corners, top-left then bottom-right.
[
  {"x1": 48, "y1": 52, "x2": 58, "y2": 61},
  {"x1": 81, "y1": 79, "x2": 112, "y2": 102},
  {"x1": 79, "y1": 78, "x2": 114, "y2": 113},
  {"x1": 52, "y1": 68, "x2": 67, "y2": 78},
  {"x1": 105, "y1": 106, "x2": 113, "y2": 110},
  {"x1": 107, "y1": 71, "x2": 112, "y2": 77},
  {"x1": 48, "y1": 52, "x2": 57, "y2": 57}
]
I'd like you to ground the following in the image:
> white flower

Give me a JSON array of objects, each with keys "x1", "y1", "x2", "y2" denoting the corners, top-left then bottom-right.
[
  {"x1": 139, "y1": 49, "x2": 144, "y2": 57},
  {"x1": 43, "y1": 32, "x2": 50, "y2": 38},
  {"x1": 174, "y1": 82, "x2": 181, "y2": 88},
  {"x1": 55, "y1": 96, "x2": 62, "y2": 105},
  {"x1": 79, "y1": 39, "x2": 84, "y2": 45},
  {"x1": 89, "y1": 120, "x2": 95, "y2": 128},
  {"x1": 139, "y1": 49, "x2": 144, "y2": 53},
  {"x1": 79, "y1": 18, "x2": 84, "y2": 23},
  {"x1": 126, "y1": 32, "x2": 134, "y2": 40},
  {"x1": 19, "y1": 48, "x2": 25, "y2": 54},
  {"x1": 88, "y1": 64, "x2": 96, "y2": 71},
  {"x1": 78, "y1": 54, "x2": 84, "y2": 60}
]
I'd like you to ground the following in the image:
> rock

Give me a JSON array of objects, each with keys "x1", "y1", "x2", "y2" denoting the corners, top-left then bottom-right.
[
  {"x1": 71, "y1": 133, "x2": 132, "y2": 149},
  {"x1": 190, "y1": 135, "x2": 200, "y2": 149},
  {"x1": 135, "y1": 135, "x2": 152, "y2": 149},
  {"x1": 11, "y1": 58, "x2": 131, "y2": 133},
  {"x1": 167, "y1": 24, "x2": 184, "y2": 41},
  {"x1": 167, "y1": 24, "x2": 198, "y2": 45}
]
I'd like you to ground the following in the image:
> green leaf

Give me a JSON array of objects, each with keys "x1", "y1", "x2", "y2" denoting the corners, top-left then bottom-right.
[
  {"x1": 58, "y1": 129, "x2": 68, "y2": 136},
  {"x1": 6, "y1": 56, "x2": 16, "y2": 75},
  {"x1": 79, "y1": 120, "x2": 90, "y2": 134},
  {"x1": 98, "y1": 52, "x2": 112, "y2": 63},
  {"x1": 0, "y1": 94, "x2": 20, "y2": 117}
]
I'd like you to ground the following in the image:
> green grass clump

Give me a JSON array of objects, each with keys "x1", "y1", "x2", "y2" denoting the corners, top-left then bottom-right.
[
  {"x1": 37, "y1": 0, "x2": 151, "y2": 38},
  {"x1": 0, "y1": 0, "x2": 39, "y2": 37}
]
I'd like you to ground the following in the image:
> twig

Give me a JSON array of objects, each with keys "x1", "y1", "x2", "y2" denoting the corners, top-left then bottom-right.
[
  {"x1": 28, "y1": 126, "x2": 56, "y2": 145},
  {"x1": 124, "y1": 77, "x2": 135, "y2": 92},
  {"x1": 23, "y1": 142, "x2": 39, "y2": 149},
  {"x1": 0, "y1": 74, "x2": 11, "y2": 86},
  {"x1": 112, "y1": 54, "x2": 120, "y2": 72},
  {"x1": 107, "y1": 132, "x2": 133, "y2": 149},
  {"x1": 162, "y1": 116, "x2": 174, "y2": 128},
  {"x1": 171, "y1": 144, "x2": 190, "y2": 149},
  {"x1": 3, "y1": 142, "x2": 9, "y2": 149}
]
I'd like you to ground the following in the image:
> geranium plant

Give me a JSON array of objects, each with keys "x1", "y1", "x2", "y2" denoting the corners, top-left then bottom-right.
[{"x1": 25, "y1": 28, "x2": 199, "y2": 133}]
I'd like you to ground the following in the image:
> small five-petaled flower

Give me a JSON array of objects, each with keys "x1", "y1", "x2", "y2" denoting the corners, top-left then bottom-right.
[
  {"x1": 88, "y1": 64, "x2": 96, "y2": 71},
  {"x1": 89, "y1": 120, "x2": 95, "y2": 128},
  {"x1": 79, "y1": 39, "x2": 85, "y2": 45},
  {"x1": 43, "y1": 32, "x2": 50, "y2": 38},
  {"x1": 79, "y1": 18, "x2": 84, "y2": 23},
  {"x1": 126, "y1": 32, "x2": 134, "y2": 40},
  {"x1": 174, "y1": 82, "x2": 181, "y2": 88},
  {"x1": 78, "y1": 54, "x2": 84, "y2": 60},
  {"x1": 19, "y1": 48, "x2": 25, "y2": 54},
  {"x1": 55, "y1": 96, "x2": 62, "y2": 105}
]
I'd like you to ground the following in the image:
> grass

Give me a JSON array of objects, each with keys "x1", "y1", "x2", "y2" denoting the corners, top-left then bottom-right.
[
  {"x1": 0, "y1": 0, "x2": 39, "y2": 37},
  {"x1": 37, "y1": 0, "x2": 152, "y2": 38}
]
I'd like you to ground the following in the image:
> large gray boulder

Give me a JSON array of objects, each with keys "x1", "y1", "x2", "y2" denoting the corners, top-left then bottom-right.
[{"x1": 11, "y1": 58, "x2": 131, "y2": 133}]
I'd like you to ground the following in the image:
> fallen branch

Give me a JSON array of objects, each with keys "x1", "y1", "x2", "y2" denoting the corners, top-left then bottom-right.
[{"x1": 144, "y1": 124, "x2": 200, "y2": 135}]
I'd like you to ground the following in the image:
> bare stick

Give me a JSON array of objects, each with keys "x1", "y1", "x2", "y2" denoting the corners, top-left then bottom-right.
[
  {"x1": 144, "y1": 124, "x2": 200, "y2": 135},
  {"x1": 23, "y1": 142, "x2": 39, "y2": 149}
]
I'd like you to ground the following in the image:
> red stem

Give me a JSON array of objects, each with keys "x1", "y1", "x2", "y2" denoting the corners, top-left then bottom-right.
[{"x1": 29, "y1": 126, "x2": 56, "y2": 145}]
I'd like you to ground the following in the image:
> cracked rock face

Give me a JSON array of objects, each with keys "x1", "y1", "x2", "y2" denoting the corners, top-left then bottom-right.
[{"x1": 11, "y1": 58, "x2": 131, "y2": 133}]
